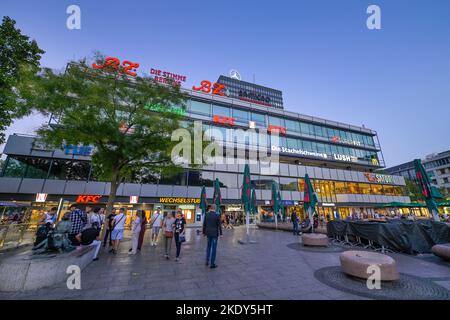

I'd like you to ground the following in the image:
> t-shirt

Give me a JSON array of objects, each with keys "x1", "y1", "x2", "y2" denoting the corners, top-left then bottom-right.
[
  {"x1": 151, "y1": 213, "x2": 163, "y2": 227},
  {"x1": 80, "y1": 227, "x2": 100, "y2": 245},
  {"x1": 44, "y1": 213, "x2": 57, "y2": 224},
  {"x1": 163, "y1": 217, "x2": 176, "y2": 232},
  {"x1": 107, "y1": 213, "x2": 116, "y2": 229},
  {"x1": 174, "y1": 218, "x2": 186, "y2": 234},
  {"x1": 113, "y1": 213, "x2": 126, "y2": 230}
]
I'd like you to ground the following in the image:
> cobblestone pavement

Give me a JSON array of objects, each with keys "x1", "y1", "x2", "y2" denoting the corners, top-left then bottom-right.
[{"x1": 0, "y1": 226, "x2": 449, "y2": 300}]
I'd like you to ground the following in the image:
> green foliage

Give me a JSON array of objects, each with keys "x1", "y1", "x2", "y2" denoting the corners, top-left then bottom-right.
[
  {"x1": 405, "y1": 179, "x2": 425, "y2": 202},
  {"x1": 30, "y1": 55, "x2": 191, "y2": 192},
  {"x1": 0, "y1": 16, "x2": 44, "y2": 143}
]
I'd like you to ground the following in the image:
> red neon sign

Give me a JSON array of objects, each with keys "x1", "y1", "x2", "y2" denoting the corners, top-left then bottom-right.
[
  {"x1": 268, "y1": 125, "x2": 286, "y2": 135},
  {"x1": 76, "y1": 195, "x2": 101, "y2": 203},
  {"x1": 92, "y1": 57, "x2": 140, "y2": 77},
  {"x1": 192, "y1": 80, "x2": 226, "y2": 96},
  {"x1": 213, "y1": 115, "x2": 236, "y2": 126}
]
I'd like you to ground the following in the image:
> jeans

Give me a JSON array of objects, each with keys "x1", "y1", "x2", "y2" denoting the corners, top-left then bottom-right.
[
  {"x1": 206, "y1": 236, "x2": 218, "y2": 265},
  {"x1": 174, "y1": 233, "x2": 182, "y2": 258},
  {"x1": 164, "y1": 235, "x2": 172, "y2": 256},
  {"x1": 103, "y1": 229, "x2": 112, "y2": 246},
  {"x1": 82, "y1": 240, "x2": 101, "y2": 259},
  {"x1": 293, "y1": 222, "x2": 299, "y2": 235}
]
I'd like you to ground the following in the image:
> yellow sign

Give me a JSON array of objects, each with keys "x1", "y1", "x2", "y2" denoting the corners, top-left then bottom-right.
[
  {"x1": 159, "y1": 197, "x2": 200, "y2": 204},
  {"x1": 371, "y1": 158, "x2": 379, "y2": 166}
]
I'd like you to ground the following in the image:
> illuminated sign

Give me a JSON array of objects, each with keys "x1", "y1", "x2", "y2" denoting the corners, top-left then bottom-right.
[
  {"x1": 371, "y1": 158, "x2": 380, "y2": 166},
  {"x1": 130, "y1": 196, "x2": 139, "y2": 204},
  {"x1": 364, "y1": 173, "x2": 394, "y2": 184},
  {"x1": 64, "y1": 145, "x2": 93, "y2": 156},
  {"x1": 213, "y1": 115, "x2": 236, "y2": 126},
  {"x1": 332, "y1": 154, "x2": 358, "y2": 163},
  {"x1": 248, "y1": 121, "x2": 256, "y2": 129},
  {"x1": 144, "y1": 103, "x2": 186, "y2": 116},
  {"x1": 150, "y1": 68, "x2": 187, "y2": 86},
  {"x1": 268, "y1": 125, "x2": 286, "y2": 135},
  {"x1": 238, "y1": 90, "x2": 271, "y2": 106},
  {"x1": 192, "y1": 80, "x2": 226, "y2": 96},
  {"x1": 76, "y1": 195, "x2": 101, "y2": 203},
  {"x1": 330, "y1": 136, "x2": 362, "y2": 147},
  {"x1": 35, "y1": 193, "x2": 48, "y2": 203},
  {"x1": 92, "y1": 57, "x2": 139, "y2": 77},
  {"x1": 272, "y1": 145, "x2": 328, "y2": 159},
  {"x1": 159, "y1": 197, "x2": 201, "y2": 204}
]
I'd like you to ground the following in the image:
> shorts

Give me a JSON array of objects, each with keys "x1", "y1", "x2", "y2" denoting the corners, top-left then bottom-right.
[
  {"x1": 111, "y1": 229, "x2": 124, "y2": 240},
  {"x1": 152, "y1": 226, "x2": 161, "y2": 234}
]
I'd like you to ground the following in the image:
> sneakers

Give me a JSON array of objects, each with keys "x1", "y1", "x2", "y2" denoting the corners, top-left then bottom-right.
[
  {"x1": 175, "y1": 257, "x2": 179, "y2": 262},
  {"x1": 205, "y1": 261, "x2": 209, "y2": 266},
  {"x1": 210, "y1": 264, "x2": 218, "y2": 269},
  {"x1": 93, "y1": 257, "x2": 99, "y2": 261}
]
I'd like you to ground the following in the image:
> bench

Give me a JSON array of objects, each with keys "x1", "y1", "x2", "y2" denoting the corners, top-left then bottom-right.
[
  {"x1": 339, "y1": 250, "x2": 399, "y2": 281},
  {"x1": 431, "y1": 243, "x2": 450, "y2": 261},
  {"x1": 0, "y1": 246, "x2": 95, "y2": 292},
  {"x1": 302, "y1": 233, "x2": 329, "y2": 247}
]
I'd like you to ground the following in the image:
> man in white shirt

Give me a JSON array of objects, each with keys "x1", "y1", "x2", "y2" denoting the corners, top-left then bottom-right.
[
  {"x1": 150, "y1": 206, "x2": 163, "y2": 246},
  {"x1": 109, "y1": 207, "x2": 126, "y2": 254}
]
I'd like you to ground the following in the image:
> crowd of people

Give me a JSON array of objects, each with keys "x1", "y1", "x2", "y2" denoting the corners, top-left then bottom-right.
[{"x1": 33, "y1": 204, "x2": 224, "y2": 268}]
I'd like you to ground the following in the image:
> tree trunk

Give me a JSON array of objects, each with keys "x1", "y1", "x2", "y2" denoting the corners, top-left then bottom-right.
[{"x1": 100, "y1": 171, "x2": 121, "y2": 240}]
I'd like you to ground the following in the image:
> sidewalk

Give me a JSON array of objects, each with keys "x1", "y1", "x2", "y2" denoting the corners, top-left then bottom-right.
[{"x1": 0, "y1": 226, "x2": 448, "y2": 300}]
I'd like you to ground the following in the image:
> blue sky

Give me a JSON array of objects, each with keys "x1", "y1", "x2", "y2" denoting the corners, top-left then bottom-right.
[{"x1": 1, "y1": 0, "x2": 449, "y2": 166}]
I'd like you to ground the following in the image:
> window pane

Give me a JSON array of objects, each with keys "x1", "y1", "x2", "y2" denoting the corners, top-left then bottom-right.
[
  {"x1": 190, "y1": 100, "x2": 211, "y2": 115},
  {"x1": 268, "y1": 116, "x2": 285, "y2": 127},
  {"x1": 2, "y1": 156, "x2": 27, "y2": 178},
  {"x1": 232, "y1": 108, "x2": 248, "y2": 121},
  {"x1": 214, "y1": 172, "x2": 237, "y2": 188},
  {"x1": 23, "y1": 158, "x2": 50, "y2": 179},
  {"x1": 285, "y1": 119, "x2": 300, "y2": 132},
  {"x1": 212, "y1": 104, "x2": 230, "y2": 117},
  {"x1": 251, "y1": 112, "x2": 266, "y2": 125}
]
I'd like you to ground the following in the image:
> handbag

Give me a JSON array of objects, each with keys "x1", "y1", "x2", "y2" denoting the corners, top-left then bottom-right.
[
  {"x1": 179, "y1": 234, "x2": 186, "y2": 243},
  {"x1": 164, "y1": 230, "x2": 173, "y2": 238}
]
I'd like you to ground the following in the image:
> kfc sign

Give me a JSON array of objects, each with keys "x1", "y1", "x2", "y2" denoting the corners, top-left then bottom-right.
[
  {"x1": 76, "y1": 195, "x2": 101, "y2": 203},
  {"x1": 35, "y1": 193, "x2": 48, "y2": 203},
  {"x1": 268, "y1": 125, "x2": 286, "y2": 135},
  {"x1": 213, "y1": 115, "x2": 235, "y2": 126}
]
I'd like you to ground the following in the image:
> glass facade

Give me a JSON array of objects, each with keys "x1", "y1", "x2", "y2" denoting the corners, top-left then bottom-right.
[{"x1": 187, "y1": 98, "x2": 381, "y2": 166}]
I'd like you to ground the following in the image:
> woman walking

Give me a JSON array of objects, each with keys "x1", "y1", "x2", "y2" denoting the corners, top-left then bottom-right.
[
  {"x1": 129, "y1": 210, "x2": 142, "y2": 255},
  {"x1": 162, "y1": 211, "x2": 176, "y2": 259},
  {"x1": 137, "y1": 210, "x2": 147, "y2": 251},
  {"x1": 174, "y1": 210, "x2": 186, "y2": 262}
]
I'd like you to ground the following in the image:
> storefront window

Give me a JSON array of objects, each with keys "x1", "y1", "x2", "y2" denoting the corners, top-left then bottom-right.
[
  {"x1": 347, "y1": 183, "x2": 360, "y2": 194},
  {"x1": 371, "y1": 184, "x2": 383, "y2": 195},
  {"x1": 280, "y1": 177, "x2": 298, "y2": 191},
  {"x1": 334, "y1": 181, "x2": 347, "y2": 194},
  {"x1": 2, "y1": 156, "x2": 27, "y2": 178},
  {"x1": 214, "y1": 172, "x2": 238, "y2": 188},
  {"x1": 160, "y1": 170, "x2": 187, "y2": 186},
  {"x1": 359, "y1": 183, "x2": 372, "y2": 195}
]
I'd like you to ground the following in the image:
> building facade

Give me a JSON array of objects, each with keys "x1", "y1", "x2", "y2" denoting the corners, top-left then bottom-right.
[
  {"x1": 0, "y1": 76, "x2": 411, "y2": 227},
  {"x1": 384, "y1": 150, "x2": 450, "y2": 194}
]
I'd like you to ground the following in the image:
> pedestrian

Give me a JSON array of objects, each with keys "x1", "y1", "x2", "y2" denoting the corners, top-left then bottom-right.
[
  {"x1": 76, "y1": 225, "x2": 101, "y2": 261},
  {"x1": 109, "y1": 207, "x2": 126, "y2": 254},
  {"x1": 103, "y1": 208, "x2": 116, "y2": 247},
  {"x1": 149, "y1": 206, "x2": 163, "y2": 246},
  {"x1": 291, "y1": 211, "x2": 299, "y2": 235},
  {"x1": 173, "y1": 209, "x2": 186, "y2": 261},
  {"x1": 129, "y1": 210, "x2": 142, "y2": 255},
  {"x1": 162, "y1": 211, "x2": 176, "y2": 259},
  {"x1": 203, "y1": 204, "x2": 222, "y2": 269},
  {"x1": 88, "y1": 207, "x2": 103, "y2": 230},
  {"x1": 84, "y1": 205, "x2": 94, "y2": 228},
  {"x1": 68, "y1": 204, "x2": 87, "y2": 246},
  {"x1": 137, "y1": 210, "x2": 147, "y2": 251}
]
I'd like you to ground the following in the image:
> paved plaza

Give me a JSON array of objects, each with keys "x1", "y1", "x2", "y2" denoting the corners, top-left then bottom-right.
[{"x1": 0, "y1": 226, "x2": 449, "y2": 300}]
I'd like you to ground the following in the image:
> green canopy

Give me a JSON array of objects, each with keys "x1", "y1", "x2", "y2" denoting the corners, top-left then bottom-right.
[
  {"x1": 303, "y1": 174, "x2": 318, "y2": 232},
  {"x1": 438, "y1": 201, "x2": 450, "y2": 207},
  {"x1": 379, "y1": 202, "x2": 426, "y2": 208},
  {"x1": 199, "y1": 185, "x2": 208, "y2": 215},
  {"x1": 213, "y1": 178, "x2": 222, "y2": 214},
  {"x1": 241, "y1": 164, "x2": 251, "y2": 213},
  {"x1": 250, "y1": 186, "x2": 258, "y2": 215},
  {"x1": 414, "y1": 159, "x2": 440, "y2": 221}
]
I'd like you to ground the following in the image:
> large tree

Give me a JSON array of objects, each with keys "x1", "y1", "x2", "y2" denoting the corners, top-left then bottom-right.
[
  {"x1": 0, "y1": 16, "x2": 44, "y2": 144},
  {"x1": 30, "y1": 55, "x2": 198, "y2": 230}
]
